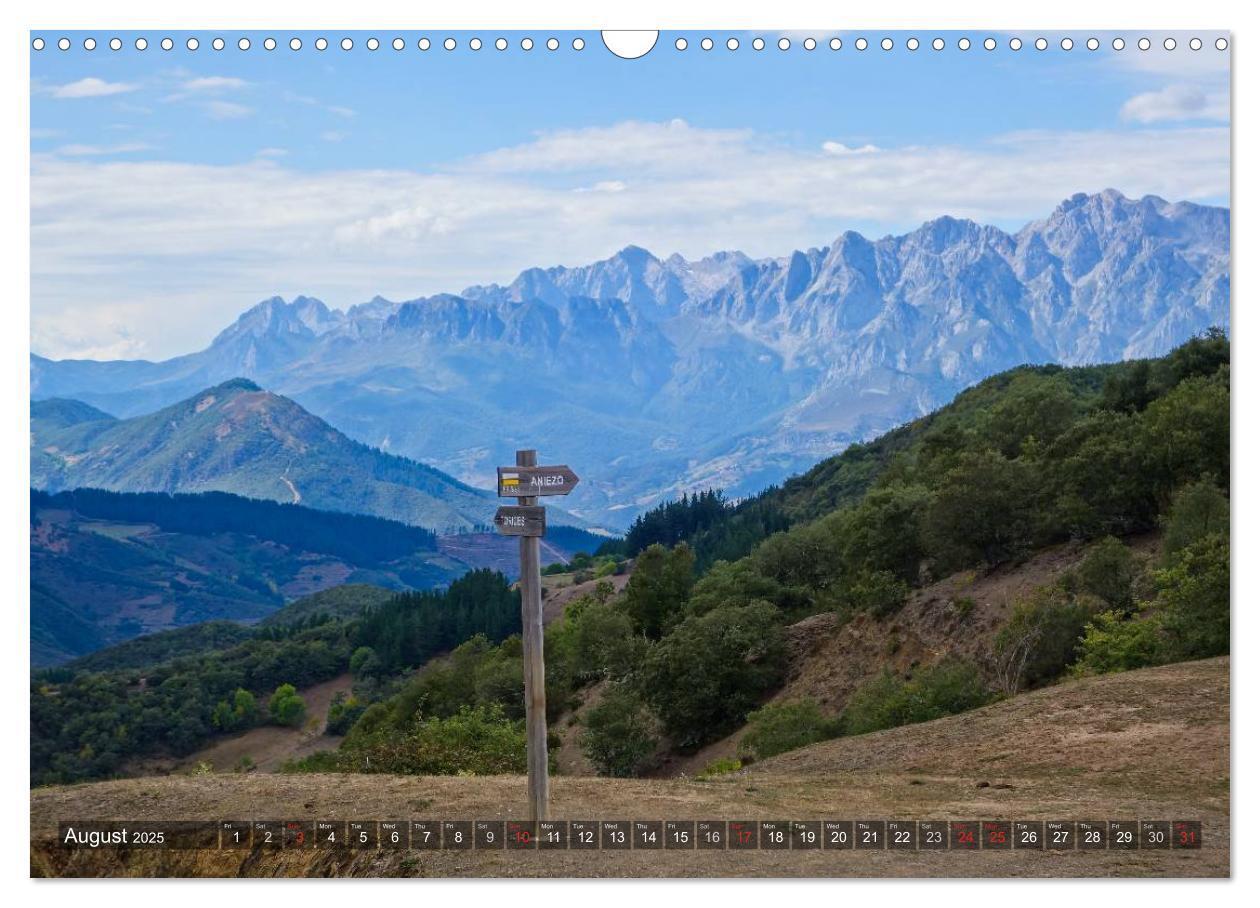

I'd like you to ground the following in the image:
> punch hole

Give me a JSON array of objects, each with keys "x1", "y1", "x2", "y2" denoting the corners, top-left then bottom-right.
[{"x1": 601, "y1": 31, "x2": 657, "y2": 59}]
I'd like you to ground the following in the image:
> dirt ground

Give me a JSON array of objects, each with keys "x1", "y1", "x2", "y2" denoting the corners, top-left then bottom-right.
[{"x1": 30, "y1": 657, "x2": 1228, "y2": 878}]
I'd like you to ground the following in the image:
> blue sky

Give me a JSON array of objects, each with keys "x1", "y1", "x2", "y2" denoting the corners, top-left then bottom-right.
[{"x1": 31, "y1": 30, "x2": 1230, "y2": 360}]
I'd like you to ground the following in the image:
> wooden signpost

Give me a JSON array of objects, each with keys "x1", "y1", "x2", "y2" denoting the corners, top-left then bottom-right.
[{"x1": 495, "y1": 450, "x2": 579, "y2": 822}]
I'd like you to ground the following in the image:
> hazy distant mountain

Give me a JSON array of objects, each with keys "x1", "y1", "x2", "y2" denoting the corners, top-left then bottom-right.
[
  {"x1": 31, "y1": 379, "x2": 500, "y2": 533},
  {"x1": 31, "y1": 190, "x2": 1229, "y2": 527}
]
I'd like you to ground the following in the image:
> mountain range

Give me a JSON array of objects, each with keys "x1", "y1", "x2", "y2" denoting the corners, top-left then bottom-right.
[{"x1": 31, "y1": 190, "x2": 1229, "y2": 527}]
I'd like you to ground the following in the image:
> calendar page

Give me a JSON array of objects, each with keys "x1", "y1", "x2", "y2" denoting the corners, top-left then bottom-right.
[{"x1": 27, "y1": 22, "x2": 1230, "y2": 883}]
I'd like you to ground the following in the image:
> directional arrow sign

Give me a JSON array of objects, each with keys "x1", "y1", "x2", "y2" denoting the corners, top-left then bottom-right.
[
  {"x1": 494, "y1": 505, "x2": 546, "y2": 537},
  {"x1": 497, "y1": 465, "x2": 580, "y2": 497}
]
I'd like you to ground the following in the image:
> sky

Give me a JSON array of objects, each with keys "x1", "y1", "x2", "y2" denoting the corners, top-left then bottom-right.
[{"x1": 30, "y1": 29, "x2": 1230, "y2": 361}]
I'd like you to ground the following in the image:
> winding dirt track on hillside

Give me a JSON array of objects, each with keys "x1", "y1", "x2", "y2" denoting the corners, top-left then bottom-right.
[{"x1": 31, "y1": 658, "x2": 1228, "y2": 878}]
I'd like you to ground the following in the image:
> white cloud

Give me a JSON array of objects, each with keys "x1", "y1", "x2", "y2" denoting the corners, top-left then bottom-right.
[
  {"x1": 31, "y1": 120, "x2": 1229, "y2": 360},
  {"x1": 327, "y1": 106, "x2": 357, "y2": 118},
  {"x1": 50, "y1": 77, "x2": 138, "y2": 99},
  {"x1": 575, "y1": 180, "x2": 627, "y2": 193},
  {"x1": 822, "y1": 141, "x2": 880, "y2": 155},
  {"x1": 205, "y1": 100, "x2": 252, "y2": 120},
  {"x1": 52, "y1": 143, "x2": 154, "y2": 157},
  {"x1": 1121, "y1": 84, "x2": 1229, "y2": 124},
  {"x1": 182, "y1": 76, "x2": 248, "y2": 92},
  {"x1": 255, "y1": 147, "x2": 288, "y2": 158},
  {"x1": 321, "y1": 130, "x2": 345, "y2": 143}
]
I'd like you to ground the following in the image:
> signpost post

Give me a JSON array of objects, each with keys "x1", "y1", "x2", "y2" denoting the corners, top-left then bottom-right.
[{"x1": 495, "y1": 450, "x2": 579, "y2": 822}]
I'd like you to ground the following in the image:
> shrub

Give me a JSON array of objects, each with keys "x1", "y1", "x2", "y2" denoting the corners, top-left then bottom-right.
[
  {"x1": 992, "y1": 587, "x2": 1096, "y2": 693},
  {"x1": 349, "y1": 646, "x2": 382, "y2": 679},
  {"x1": 697, "y1": 757, "x2": 743, "y2": 778},
  {"x1": 1076, "y1": 536, "x2": 1138, "y2": 611},
  {"x1": 836, "y1": 570, "x2": 909, "y2": 619},
  {"x1": 341, "y1": 704, "x2": 527, "y2": 775},
  {"x1": 268, "y1": 683, "x2": 307, "y2": 727},
  {"x1": 579, "y1": 684, "x2": 658, "y2": 777},
  {"x1": 639, "y1": 603, "x2": 788, "y2": 749},
  {"x1": 1073, "y1": 531, "x2": 1228, "y2": 675},
  {"x1": 325, "y1": 691, "x2": 366, "y2": 736},
  {"x1": 739, "y1": 698, "x2": 842, "y2": 761},
  {"x1": 279, "y1": 750, "x2": 340, "y2": 773},
  {"x1": 844, "y1": 659, "x2": 992, "y2": 736},
  {"x1": 211, "y1": 687, "x2": 258, "y2": 732},
  {"x1": 1156, "y1": 532, "x2": 1229, "y2": 661},
  {"x1": 838, "y1": 483, "x2": 931, "y2": 583},
  {"x1": 687, "y1": 559, "x2": 788, "y2": 616},
  {"x1": 1073, "y1": 611, "x2": 1168, "y2": 675},
  {"x1": 570, "y1": 603, "x2": 645, "y2": 683},
  {"x1": 623, "y1": 543, "x2": 696, "y2": 638},
  {"x1": 1161, "y1": 478, "x2": 1229, "y2": 564},
  {"x1": 923, "y1": 451, "x2": 1037, "y2": 571}
]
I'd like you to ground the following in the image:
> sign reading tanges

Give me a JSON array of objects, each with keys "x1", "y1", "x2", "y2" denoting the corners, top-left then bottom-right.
[
  {"x1": 497, "y1": 465, "x2": 580, "y2": 498},
  {"x1": 494, "y1": 505, "x2": 545, "y2": 537}
]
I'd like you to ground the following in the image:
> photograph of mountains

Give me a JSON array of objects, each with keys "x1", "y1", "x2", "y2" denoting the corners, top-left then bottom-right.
[{"x1": 27, "y1": 28, "x2": 1230, "y2": 880}]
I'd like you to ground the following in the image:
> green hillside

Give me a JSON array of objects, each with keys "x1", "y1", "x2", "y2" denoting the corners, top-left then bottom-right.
[
  {"x1": 31, "y1": 378, "x2": 497, "y2": 533},
  {"x1": 314, "y1": 331, "x2": 1229, "y2": 779},
  {"x1": 259, "y1": 584, "x2": 397, "y2": 628},
  {"x1": 30, "y1": 488, "x2": 468, "y2": 665},
  {"x1": 31, "y1": 572, "x2": 521, "y2": 785}
]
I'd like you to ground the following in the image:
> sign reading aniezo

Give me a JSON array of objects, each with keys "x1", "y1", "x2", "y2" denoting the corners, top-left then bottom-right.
[
  {"x1": 495, "y1": 452, "x2": 580, "y2": 822},
  {"x1": 497, "y1": 465, "x2": 580, "y2": 498}
]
